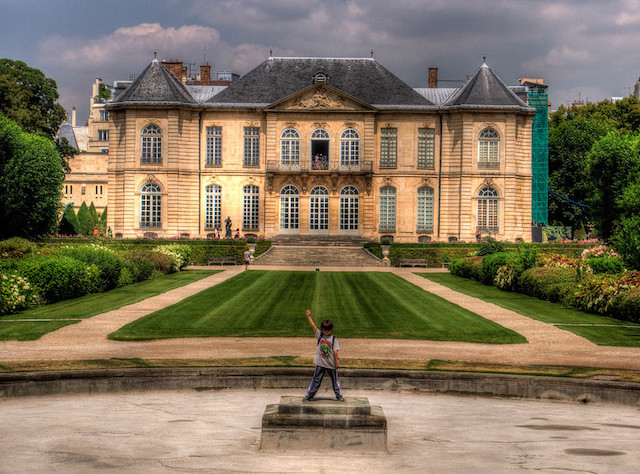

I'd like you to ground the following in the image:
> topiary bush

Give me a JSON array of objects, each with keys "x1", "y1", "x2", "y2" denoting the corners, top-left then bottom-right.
[
  {"x1": 481, "y1": 252, "x2": 519, "y2": 285},
  {"x1": 587, "y1": 256, "x2": 626, "y2": 274}
]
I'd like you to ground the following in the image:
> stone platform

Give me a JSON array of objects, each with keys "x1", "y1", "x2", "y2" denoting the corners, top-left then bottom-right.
[{"x1": 260, "y1": 396, "x2": 387, "y2": 452}]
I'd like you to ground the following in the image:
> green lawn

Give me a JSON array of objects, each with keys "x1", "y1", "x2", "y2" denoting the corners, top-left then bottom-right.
[
  {"x1": 419, "y1": 273, "x2": 640, "y2": 347},
  {"x1": 0, "y1": 270, "x2": 219, "y2": 341},
  {"x1": 109, "y1": 270, "x2": 527, "y2": 344},
  {"x1": 5, "y1": 270, "x2": 218, "y2": 320},
  {"x1": 0, "y1": 320, "x2": 79, "y2": 341}
]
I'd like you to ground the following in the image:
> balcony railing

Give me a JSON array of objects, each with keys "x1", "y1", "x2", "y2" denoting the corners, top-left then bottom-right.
[
  {"x1": 267, "y1": 160, "x2": 373, "y2": 173},
  {"x1": 477, "y1": 225, "x2": 499, "y2": 233},
  {"x1": 139, "y1": 221, "x2": 162, "y2": 229},
  {"x1": 478, "y1": 161, "x2": 500, "y2": 169}
]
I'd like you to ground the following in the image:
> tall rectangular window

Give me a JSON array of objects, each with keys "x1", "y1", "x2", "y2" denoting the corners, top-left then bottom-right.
[
  {"x1": 206, "y1": 126, "x2": 222, "y2": 167},
  {"x1": 99, "y1": 110, "x2": 110, "y2": 121},
  {"x1": 244, "y1": 127, "x2": 260, "y2": 167},
  {"x1": 243, "y1": 185, "x2": 259, "y2": 230},
  {"x1": 380, "y1": 128, "x2": 397, "y2": 168},
  {"x1": 98, "y1": 130, "x2": 109, "y2": 141},
  {"x1": 417, "y1": 187, "x2": 434, "y2": 232},
  {"x1": 417, "y1": 128, "x2": 435, "y2": 169},
  {"x1": 205, "y1": 185, "x2": 221, "y2": 230},
  {"x1": 379, "y1": 186, "x2": 396, "y2": 232}
]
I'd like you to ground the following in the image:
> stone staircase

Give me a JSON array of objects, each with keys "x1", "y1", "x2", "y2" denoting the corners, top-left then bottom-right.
[{"x1": 255, "y1": 236, "x2": 381, "y2": 267}]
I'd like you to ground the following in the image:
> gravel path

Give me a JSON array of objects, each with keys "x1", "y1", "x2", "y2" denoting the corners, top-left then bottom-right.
[{"x1": 1, "y1": 265, "x2": 639, "y2": 370}]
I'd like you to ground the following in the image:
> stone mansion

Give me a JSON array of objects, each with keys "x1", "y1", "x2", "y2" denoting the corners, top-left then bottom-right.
[{"x1": 101, "y1": 54, "x2": 537, "y2": 242}]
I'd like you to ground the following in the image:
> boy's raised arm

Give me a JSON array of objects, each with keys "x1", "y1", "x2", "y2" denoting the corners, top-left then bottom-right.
[{"x1": 305, "y1": 309, "x2": 318, "y2": 333}]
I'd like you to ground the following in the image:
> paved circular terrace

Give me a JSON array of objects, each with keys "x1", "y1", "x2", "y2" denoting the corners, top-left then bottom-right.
[
  {"x1": 1, "y1": 265, "x2": 639, "y2": 370},
  {"x1": 2, "y1": 388, "x2": 639, "y2": 473}
]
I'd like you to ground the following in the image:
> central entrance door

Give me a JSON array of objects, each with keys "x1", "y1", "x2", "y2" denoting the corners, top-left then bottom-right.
[
  {"x1": 279, "y1": 185, "x2": 300, "y2": 234},
  {"x1": 309, "y1": 186, "x2": 329, "y2": 235}
]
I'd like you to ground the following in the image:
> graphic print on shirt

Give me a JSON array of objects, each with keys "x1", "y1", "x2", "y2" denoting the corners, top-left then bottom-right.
[{"x1": 319, "y1": 337, "x2": 333, "y2": 359}]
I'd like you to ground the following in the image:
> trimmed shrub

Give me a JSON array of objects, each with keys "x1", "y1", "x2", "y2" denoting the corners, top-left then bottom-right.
[
  {"x1": 58, "y1": 244, "x2": 124, "y2": 291},
  {"x1": 449, "y1": 256, "x2": 484, "y2": 281},
  {"x1": 19, "y1": 255, "x2": 99, "y2": 303},
  {"x1": 518, "y1": 266, "x2": 577, "y2": 303},
  {"x1": 587, "y1": 256, "x2": 626, "y2": 274},
  {"x1": 0, "y1": 237, "x2": 37, "y2": 257},
  {"x1": 610, "y1": 288, "x2": 640, "y2": 323},
  {"x1": 76, "y1": 202, "x2": 93, "y2": 236}
]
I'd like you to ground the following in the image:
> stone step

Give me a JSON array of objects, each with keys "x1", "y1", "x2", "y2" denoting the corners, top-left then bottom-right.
[
  {"x1": 270, "y1": 235, "x2": 370, "y2": 247},
  {"x1": 255, "y1": 246, "x2": 380, "y2": 266}
]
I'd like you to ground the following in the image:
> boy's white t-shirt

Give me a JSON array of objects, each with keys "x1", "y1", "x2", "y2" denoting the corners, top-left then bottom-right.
[{"x1": 313, "y1": 329, "x2": 340, "y2": 369}]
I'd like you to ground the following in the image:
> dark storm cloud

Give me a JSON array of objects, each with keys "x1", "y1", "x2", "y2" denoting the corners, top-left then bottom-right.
[{"x1": 2, "y1": 0, "x2": 640, "y2": 122}]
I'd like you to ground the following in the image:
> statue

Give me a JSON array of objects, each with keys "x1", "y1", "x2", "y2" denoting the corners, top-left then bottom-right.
[{"x1": 225, "y1": 216, "x2": 232, "y2": 239}]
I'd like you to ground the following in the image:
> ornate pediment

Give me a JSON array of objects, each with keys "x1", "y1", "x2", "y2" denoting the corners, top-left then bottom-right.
[{"x1": 267, "y1": 84, "x2": 375, "y2": 112}]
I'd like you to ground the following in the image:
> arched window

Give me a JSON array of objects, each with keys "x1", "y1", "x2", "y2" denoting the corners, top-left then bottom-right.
[
  {"x1": 417, "y1": 187, "x2": 434, "y2": 233},
  {"x1": 243, "y1": 185, "x2": 259, "y2": 230},
  {"x1": 477, "y1": 187, "x2": 499, "y2": 233},
  {"x1": 379, "y1": 186, "x2": 396, "y2": 232},
  {"x1": 340, "y1": 129, "x2": 360, "y2": 170},
  {"x1": 310, "y1": 186, "x2": 330, "y2": 232},
  {"x1": 311, "y1": 129, "x2": 330, "y2": 170},
  {"x1": 280, "y1": 185, "x2": 300, "y2": 232},
  {"x1": 280, "y1": 128, "x2": 300, "y2": 169},
  {"x1": 205, "y1": 184, "x2": 221, "y2": 230},
  {"x1": 141, "y1": 125, "x2": 162, "y2": 164},
  {"x1": 140, "y1": 183, "x2": 162, "y2": 228},
  {"x1": 339, "y1": 186, "x2": 359, "y2": 233},
  {"x1": 478, "y1": 128, "x2": 499, "y2": 168}
]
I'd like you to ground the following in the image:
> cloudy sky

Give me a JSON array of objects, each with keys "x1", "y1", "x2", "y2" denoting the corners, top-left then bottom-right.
[{"x1": 2, "y1": 0, "x2": 640, "y2": 125}]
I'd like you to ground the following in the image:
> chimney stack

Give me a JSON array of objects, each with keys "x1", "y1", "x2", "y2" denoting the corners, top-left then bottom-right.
[
  {"x1": 162, "y1": 59, "x2": 185, "y2": 82},
  {"x1": 428, "y1": 67, "x2": 438, "y2": 88},
  {"x1": 200, "y1": 62, "x2": 211, "y2": 85},
  {"x1": 71, "y1": 107, "x2": 76, "y2": 127}
]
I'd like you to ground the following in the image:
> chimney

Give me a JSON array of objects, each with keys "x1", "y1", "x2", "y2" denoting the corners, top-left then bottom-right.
[
  {"x1": 200, "y1": 62, "x2": 211, "y2": 85},
  {"x1": 428, "y1": 67, "x2": 438, "y2": 88},
  {"x1": 71, "y1": 107, "x2": 77, "y2": 127},
  {"x1": 162, "y1": 59, "x2": 184, "y2": 82}
]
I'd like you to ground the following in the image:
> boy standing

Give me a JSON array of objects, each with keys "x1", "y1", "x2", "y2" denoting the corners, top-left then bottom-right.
[{"x1": 303, "y1": 309, "x2": 344, "y2": 402}]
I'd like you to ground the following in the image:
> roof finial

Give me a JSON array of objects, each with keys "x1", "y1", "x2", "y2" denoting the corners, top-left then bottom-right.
[
  {"x1": 270, "y1": 48, "x2": 273, "y2": 58},
  {"x1": 153, "y1": 49, "x2": 158, "y2": 62},
  {"x1": 483, "y1": 53, "x2": 487, "y2": 64},
  {"x1": 370, "y1": 48, "x2": 374, "y2": 59}
]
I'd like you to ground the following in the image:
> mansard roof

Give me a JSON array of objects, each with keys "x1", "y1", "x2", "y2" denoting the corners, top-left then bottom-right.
[
  {"x1": 109, "y1": 59, "x2": 196, "y2": 107},
  {"x1": 57, "y1": 122, "x2": 79, "y2": 150},
  {"x1": 207, "y1": 57, "x2": 434, "y2": 109},
  {"x1": 443, "y1": 63, "x2": 532, "y2": 111}
]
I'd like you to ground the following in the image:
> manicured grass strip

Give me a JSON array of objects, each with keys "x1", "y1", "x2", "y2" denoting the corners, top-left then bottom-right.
[
  {"x1": 5, "y1": 270, "x2": 219, "y2": 320},
  {"x1": 418, "y1": 273, "x2": 630, "y2": 325},
  {"x1": 556, "y1": 325, "x2": 640, "y2": 347},
  {"x1": 419, "y1": 273, "x2": 640, "y2": 347},
  {"x1": 0, "y1": 320, "x2": 79, "y2": 341},
  {"x1": 109, "y1": 270, "x2": 526, "y2": 344}
]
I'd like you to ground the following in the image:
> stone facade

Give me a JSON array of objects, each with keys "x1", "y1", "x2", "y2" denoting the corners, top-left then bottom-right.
[{"x1": 105, "y1": 56, "x2": 535, "y2": 242}]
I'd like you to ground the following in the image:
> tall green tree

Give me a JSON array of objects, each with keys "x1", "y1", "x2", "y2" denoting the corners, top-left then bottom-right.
[
  {"x1": 76, "y1": 202, "x2": 93, "y2": 236},
  {"x1": 59, "y1": 203, "x2": 79, "y2": 235},
  {"x1": 0, "y1": 114, "x2": 65, "y2": 238},
  {"x1": 587, "y1": 131, "x2": 640, "y2": 239},
  {"x1": 548, "y1": 117, "x2": 613, "y2": 228},
  {"x1": 0, "y1": 59, "x2": 67, "y2": 139}
]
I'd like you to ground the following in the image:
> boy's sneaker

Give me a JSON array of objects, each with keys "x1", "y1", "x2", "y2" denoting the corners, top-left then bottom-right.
[
  {"x1": 302, "y1": 396, "x2": 312, "y2": 402},
  {"x1": 336, "y1": 396, "x2": 345, "y2": 402}
]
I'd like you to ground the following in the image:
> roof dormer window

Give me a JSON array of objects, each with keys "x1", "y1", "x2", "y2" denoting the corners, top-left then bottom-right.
[{"x1": 313, "y1": 73, "x2": 327, "y2": 84}]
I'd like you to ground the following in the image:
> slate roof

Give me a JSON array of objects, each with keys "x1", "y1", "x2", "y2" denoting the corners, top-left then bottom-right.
[
  {"x1": 109, "y1": 59, "x2": 196, "y2": 107},
  {"x1": 57, "y1": 122, "x2": 79, "y2": 150},
  {"x1": 186, "y1": 85, "x2": 228, "y2": 103},
  {"x1": 414, "y1": 88, "x2": 457, "y2": 105},
  {"x1": 207, "y1": 57, "x2": 434, "y2": 109},
  {"x1": 443, "y1": 63, "x2": 532, "y2": 111}
]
